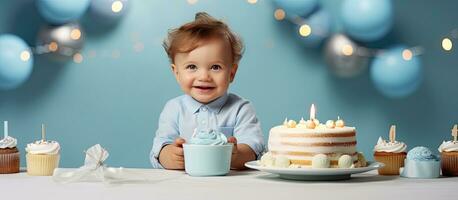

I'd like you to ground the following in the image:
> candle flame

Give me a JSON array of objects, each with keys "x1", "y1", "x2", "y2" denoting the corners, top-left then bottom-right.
[{"x1": 310, "y1": 104, "x2": 316, "y2": 120}]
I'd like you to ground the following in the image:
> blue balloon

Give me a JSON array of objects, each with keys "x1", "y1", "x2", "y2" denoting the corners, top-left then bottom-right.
[
  {"x1": 370, "y1": 46, "x2": 422, "y2": 98},
  {"x1": 0, "y1": 34, "x2": 34, "y2": 90},
  {"x1": 36, "y1": 0, "x2": 90, "y2": 25},
  {"x1": 90, "y1": 0, "x2": 130, "y2": 25},
  {"x1": 296, "y1": 8, "x2": 332, "y2": 48},
  {"x1": 273, "y1": 0, "x2": 318, "y2": 18},
  {"x1": 341, "y1": 0, "x2": 393, "y2": 42}
]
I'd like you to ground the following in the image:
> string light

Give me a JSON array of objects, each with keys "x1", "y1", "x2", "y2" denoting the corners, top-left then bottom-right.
[
  {"x1": 402, "y1": 49, "x2": 413, "y2": 60},
  {"x1": 70, "y1": 29, "x2": 82, "y2": 40},
  {"x1": 73, "y1": 53, "x2": 83, "y2": 63},
  {"x1": 247, "y1": 0, "x2": 258, "y2": 4},
  {"x1": 187, "y1": 0, "x2": 198, "y2": 5},
  {"x1": 299, "y1": 24, "x2": 311, "y2": 37},
  {"x1": 112, "y1": 1, "x2": 123, "y2": 13},
  {"x1": 20, "y1": 50, "x2": 31, "y2": 61},
  {"x1": 342, "y1": 44, "x2": 354, "y2": 56},
  {"x1": 442, "y1": 37, "x2": 453, "y2": 51},
  {"x1": 48, "y1": 42, "x2": 58, "y2": 52},
  {"x1": 274, "y1": 9, "x2": 285, "y2": 21}
]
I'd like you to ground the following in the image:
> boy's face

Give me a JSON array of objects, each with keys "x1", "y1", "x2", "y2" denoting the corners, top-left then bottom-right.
[{"x1": 171, "y1": 39, "x2": 238, "y2": 104}]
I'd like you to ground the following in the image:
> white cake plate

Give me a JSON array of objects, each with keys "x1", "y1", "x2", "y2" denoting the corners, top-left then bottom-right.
[{"x1": 245, "y1": 161, "x2": 384, "y2": 181}]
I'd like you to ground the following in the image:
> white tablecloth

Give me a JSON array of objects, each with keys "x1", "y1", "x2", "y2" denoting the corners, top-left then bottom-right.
[{"x1": 1, "y1": 169, "x2": 456, "y2": 200}]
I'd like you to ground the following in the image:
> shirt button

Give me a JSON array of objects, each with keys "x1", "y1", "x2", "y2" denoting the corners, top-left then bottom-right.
[{"x1": 201, "y1": 107, "x2": 207, "y2": 112}]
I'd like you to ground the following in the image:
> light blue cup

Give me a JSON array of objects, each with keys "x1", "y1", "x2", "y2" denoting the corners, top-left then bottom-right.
[
  {"x1": 400, "y1": 159, "x2": 441, "y2": 178},
  {"x1": 183, "y1": 144, "x2": 233, "y2": 176}
]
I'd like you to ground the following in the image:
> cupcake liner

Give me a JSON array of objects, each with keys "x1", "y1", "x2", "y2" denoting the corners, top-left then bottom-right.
[
  {"x1": 441, "y1": 152, "x2": 458, "y2": 176},
  {"x1": 0, "y1": 152, "x2": 20, "y2": 174},
  {"x1": 374, "y1": 152, "x2": 406, "y2": 175},
  {"x1": 26, "y1": 153, "x2": 60, "y2": 176}
]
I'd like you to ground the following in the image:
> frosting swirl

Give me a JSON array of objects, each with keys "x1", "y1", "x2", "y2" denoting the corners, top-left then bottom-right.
[
  {"x1": 26, "y1": 140, "x2": 60, "y2": 154},
  {"x1": 0, "y1": 136, "x2": 17, "y2": 148},
  {"x1": 407, "y1": 146, "x2": 439, "y2": 161},
  {"x1": 189, "y1": 129, "x2": 227, "y2": 145},
  {"x1": 438, "y1": 141, "x2": 458, "y2": 152},
  {"x1": 373, "y1": 137, "x2": 407, "y2": 153}
]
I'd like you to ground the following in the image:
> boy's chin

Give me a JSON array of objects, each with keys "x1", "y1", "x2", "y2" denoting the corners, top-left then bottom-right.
[{"x1": 190, "y1": 94, "x2": 218, "y2": 104}]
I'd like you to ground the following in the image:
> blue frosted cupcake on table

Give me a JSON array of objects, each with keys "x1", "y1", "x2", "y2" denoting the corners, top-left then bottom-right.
[
  {"x1": 183, "y1": 128, "x2": 233, "y2": 176},
  {"x1": 401, "y1": 146, "x2": 440, "y2": 178}
]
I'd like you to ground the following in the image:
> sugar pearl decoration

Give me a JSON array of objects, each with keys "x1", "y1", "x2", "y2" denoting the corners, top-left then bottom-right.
[
  {"x1": 312, "y1": 119, "x2": 320, "y2": 126},
  {"x1": 326, "y1": 120, "x2": 335, "y2": 128},
  {"x1": 287, "y1": 120, "x2": 297, "y2": 128},
  {"x1": 338, "y1": 155, "x2": 353, "y2": 168},
  {"x1": 305, "y1": 120, "x2": 316, "y2": 129},
  {"x1": 274, "y1": 155, "x2": 291, "y2": 168},
  {"x1": 260, "y1": 152, "x2": 275, "y2": 167},
  {"x1": 336, "y1": 118, "x2": 345, "y2": 128},
  {"x1": 299, "y1": 117, "x2": 307, "y2": 124},
  {"x1": 312, "y1": 154, "x2": 330, "y2": 168}
]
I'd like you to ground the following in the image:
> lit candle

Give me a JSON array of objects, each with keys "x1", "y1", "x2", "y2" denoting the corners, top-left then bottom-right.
[
  {"x1": 41, "y1": 124, "x2": 46, "y2": 142},
  {"x1": 452, "y1": 124, "x2": 457, "y2": 142},
  {"x1": 310, "y1": 104, "x2": 316, "y2": 120},
  {"x1": 309, "y1": 104, "x2": 320, "y2": 126},
  {"x1": 3, "y1": 121, "x2": 8, "y2": 139},
  {"x1": 389, "y1": 125, "x2": 396, "y2": 143}
]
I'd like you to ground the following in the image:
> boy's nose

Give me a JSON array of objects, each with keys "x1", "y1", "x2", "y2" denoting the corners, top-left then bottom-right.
[{"x1": 197, "y1": 70, "x2": 211, "y2": 81}]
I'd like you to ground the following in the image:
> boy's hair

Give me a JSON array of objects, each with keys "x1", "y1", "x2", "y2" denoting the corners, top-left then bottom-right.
[{"x1": 163, "y1": 12, "x2": 244, "y2": 64}]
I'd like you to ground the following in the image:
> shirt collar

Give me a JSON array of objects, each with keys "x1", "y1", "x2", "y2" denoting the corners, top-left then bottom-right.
[{"x1": 183, "y1": 93, "x2": 229, "y2": 114}]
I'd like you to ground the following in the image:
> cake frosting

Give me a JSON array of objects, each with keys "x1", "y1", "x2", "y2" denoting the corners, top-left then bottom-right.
[
  {"x1": 407, "y1": 146, "x2": 439, "y2": 161},
  {"x1": 373, "y1": 137, "x2": 407, "y2": 153},
  {"x1": 265, "y1": 118, "x2": 364, "y2": 168},
  {"x1": 438, "y1": 141, "x2": 458, "y2": 152},
  {"x1": 189, "y1": 129, "x2": 227, "y2": 145},
  {"x1": 26, "y1": 140, "x2": 60, "y2": 155},
  {"x1": 0, "y1": 136, "x2": 17, "y2": 149}
]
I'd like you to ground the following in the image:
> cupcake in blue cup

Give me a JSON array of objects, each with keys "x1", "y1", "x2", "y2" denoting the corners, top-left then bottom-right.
[
  {"x1": 400, "y1": 146, "x2": 440, "y2": 178},
  {"x1": 183, "y1": 129, "x2": 233, "y2": 176}
]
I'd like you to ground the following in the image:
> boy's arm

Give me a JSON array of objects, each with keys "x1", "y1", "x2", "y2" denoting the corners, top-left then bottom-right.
[
  {"x1": 150, "y1": 101, "x2": 180, "y2": 169},
  {"x1": 231, "y1": 101, "x2": 265, "y2": 169}
]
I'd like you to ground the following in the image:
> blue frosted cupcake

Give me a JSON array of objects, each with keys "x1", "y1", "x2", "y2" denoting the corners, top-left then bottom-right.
[
  {"x1": 183, "y1": 129, "x2": 233, "y2": 176},
  {"x1": 401, "y1": 146, "x2": 440, "y2": 178}
]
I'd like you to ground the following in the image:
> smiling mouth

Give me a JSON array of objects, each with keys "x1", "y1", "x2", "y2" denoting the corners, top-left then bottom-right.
[{"x1": 193, "y1": 86, "x2": 216, "y2": 91}]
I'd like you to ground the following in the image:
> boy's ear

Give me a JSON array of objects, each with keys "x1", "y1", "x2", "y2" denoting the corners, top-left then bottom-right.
[
  {"x1": 229, "y1": 63, "x2": 238, "y2": 83},
  {"x1": 171, "y1": 64, "x2": 178, "y2": 76}
]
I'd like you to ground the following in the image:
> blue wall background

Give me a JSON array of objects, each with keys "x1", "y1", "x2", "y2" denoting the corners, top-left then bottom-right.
[{"x1": 0, "y1": 0, "x2": 457, "y2": 168}]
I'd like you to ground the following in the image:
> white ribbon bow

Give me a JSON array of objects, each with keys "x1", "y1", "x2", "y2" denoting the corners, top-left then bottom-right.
[{"x1": 53, "y1": 144, "x2": 160, "y2": 184}]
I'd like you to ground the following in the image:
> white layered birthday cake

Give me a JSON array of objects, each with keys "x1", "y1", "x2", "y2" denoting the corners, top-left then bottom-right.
[{"x1": 261, "y1": 105, "x2": 366, "y2": 168}]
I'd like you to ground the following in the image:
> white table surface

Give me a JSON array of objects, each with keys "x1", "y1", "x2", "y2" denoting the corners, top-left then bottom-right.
[{"x1": 1, "y1": 169, "x2": 457, "y2": 200}]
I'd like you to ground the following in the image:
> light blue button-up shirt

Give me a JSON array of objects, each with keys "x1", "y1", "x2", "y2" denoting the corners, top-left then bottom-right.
[{"x1": 150, "y1": 93, "x2": 265, "y2": 168}]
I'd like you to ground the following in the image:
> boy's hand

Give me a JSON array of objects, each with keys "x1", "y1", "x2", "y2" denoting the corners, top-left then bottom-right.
[
  {"x1": 227, "y1": 136, "x2": 256, "y2": 170},
  {"x1": 158, "y1": 137, "x2": 186, "y2": 170}
]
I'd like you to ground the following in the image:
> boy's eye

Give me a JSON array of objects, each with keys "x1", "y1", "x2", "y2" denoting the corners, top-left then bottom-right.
[
  {"x1": 210, "y1": 64, "x2": 222, "y2": 71},
  {"x1": 185, "y1": 64, "x2": 197, "y2": 70}
]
